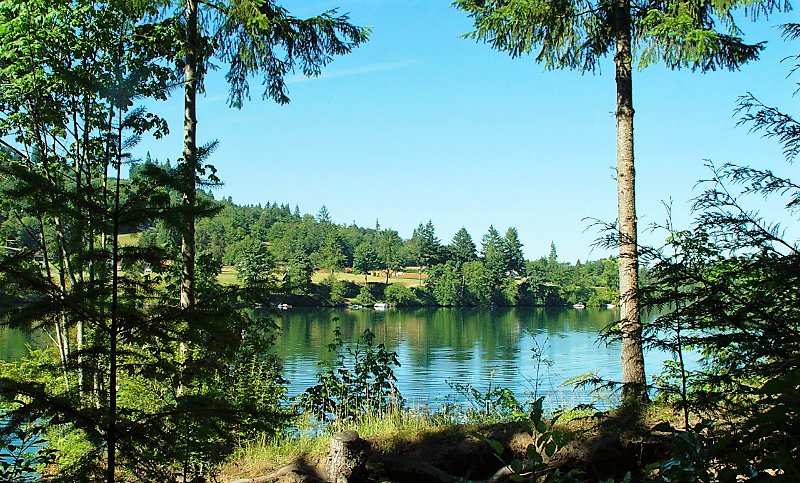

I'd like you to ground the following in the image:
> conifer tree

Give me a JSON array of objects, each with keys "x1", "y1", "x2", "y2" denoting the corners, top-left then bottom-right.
[
  {"x1": 450, "y1": 226, "x2": 478, "y2": 264},
  {"x1": 454, "y1": 0, "x2": 781, "y2": 401},
  {"x1": 172, "y1": 1, "x2": 369, "y2": 308}
]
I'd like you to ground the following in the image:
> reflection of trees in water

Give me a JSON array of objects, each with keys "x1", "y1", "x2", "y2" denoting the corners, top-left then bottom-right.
[
  {"x1": 258, "y1": 307, "x2": 644, "y2": 406},
  {"x1": 271, "y1": 307, "x2": 623, "y2": 368},
  {"x1": 0, "y1": 328, "x2": 49, "y2": 361}
]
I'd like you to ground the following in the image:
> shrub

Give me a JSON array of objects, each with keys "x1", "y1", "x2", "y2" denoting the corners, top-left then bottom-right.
[{"x1": 384, "y1": 284, "x2": 421, "y2": 306}]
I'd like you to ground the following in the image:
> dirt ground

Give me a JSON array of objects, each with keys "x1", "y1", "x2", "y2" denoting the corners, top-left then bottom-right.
[{"x1": 220, "y1": 409, "x2": 674, "y2": 483}]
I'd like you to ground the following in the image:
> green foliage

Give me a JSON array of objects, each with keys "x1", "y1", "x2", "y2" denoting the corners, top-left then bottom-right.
[
  {"x1": 299, "y1": 327, "x2": 403, "y2": 423},
  {"x1": 640, "y1": 35, "x2": 800, "y2": 481},
  {"x1": 352, "y1": 243, "x2": 381, "y2": 283},
  {"x1": 383, "y1": 284, "x2": 421, "y2": 306},
  {"x1": 448, "y1": 226, "x2": 478, "y2": 264},
  {"x1": 428, "y1": 260, "x2": 465, "y2": 306},
  {"x1": 452, "y1": 0, "x2": 770, "y2": 73},
  {"x1": 0, "y1": 1, "x2": 293, "y2": 480},
  {"x1": 235, "y1": 239, "x2": 275, "y2": 287},
  {"x1": 411, "y1": 220, "x2": 442, "y2": 269},
  {"x1": 355, "y1": 285, "x2": 377, "y2": 306},
  {"x1": 447, "y1": 378, "x2": 529, "y2": 422},
  {"x1": 478, "y1": 397, "x2": 579, "y2": 483}
]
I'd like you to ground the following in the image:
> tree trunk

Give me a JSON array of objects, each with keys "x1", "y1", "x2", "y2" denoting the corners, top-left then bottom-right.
[
  {"x1": 325, "y1": 430, "x2": 365, "y2": 483},
  {"x1": 181, "y1": 0, "x2": 198, "y2": 310},
  {"x1": 614, "y1": 0, "x2": 647, "y2": 403}
]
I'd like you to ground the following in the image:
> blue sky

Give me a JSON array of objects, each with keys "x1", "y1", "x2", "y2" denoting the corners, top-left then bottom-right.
[{"x1": 135, "y1": 1, "x2": 798, "y2": 263}]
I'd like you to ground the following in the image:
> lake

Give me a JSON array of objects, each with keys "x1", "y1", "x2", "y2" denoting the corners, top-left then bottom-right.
[
  {"x1": 0, "y1": 306, "x2": 684, "y2": 412},
  {"x1": 272, "y1": 306, "x2": 681, "y2": 411}
]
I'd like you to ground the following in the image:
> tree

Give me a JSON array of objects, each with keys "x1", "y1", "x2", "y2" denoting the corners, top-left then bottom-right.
[
  {"x1": 481, "y1": 225, "x2": 506, "y2": 282},
  {"x1": 411, "y1": 220, "x2": 441, "y2": 282},
  {"x1": 449, "y1": 226, "x2": 478, "y2": 264},
  {"x1": 0, "y1": 2, "x2": 290, "y2": 480},
  {"x1": 642, "y1": 31, "x2": 800, "y2": 474},
  {"x1": 503, "y1": 227, "x2": 526, "y2": 277},
  {"x1": 428, "y1": 260, "x2": 464, "y2": 305},
  {"x1": 454, "y1": 0, "x2": 777, "y2": 402},
  {"x1": 285, "y1": 251, "x2": 313, "y2": 293},
  {"x1": 320, "y1": 229, "x2": 347, "y2": 273},
  {"x1": 353, "y1": 243, "x2": 381, "y2": 284},
  {"x1": 172, "y1": 1, "x2": 369, "y2": 308},
  {"x1": 462, "y1": 260, "x2": 493, "y2": 305},
  {"x1": 0, "y1": 2, "x2": 181, "y2": 479},
  {"x1": 379, "y1": 228, "x2": 403, "y2": 284},
  {"x1": 235, "y1": 240, "x2": 275, "y2": 287}
]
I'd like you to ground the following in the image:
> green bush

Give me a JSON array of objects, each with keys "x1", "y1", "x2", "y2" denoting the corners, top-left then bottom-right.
[
  {"x1": 298, "y1": 328, "x2": 403, "y2": 423},
  {"x1": 355, "y1": 285, "x2": 376, "y2": 305},
  {"x1": 384, "y1": 284, "x2": 421, "y2": 306}
]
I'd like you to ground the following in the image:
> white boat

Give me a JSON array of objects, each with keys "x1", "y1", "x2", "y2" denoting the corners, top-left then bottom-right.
[
  {"x1": 373, "y1": 303, "x2": 390, "y2": 310},
  {"x1": 347, "y1": 304, "x2": 363, "y2": 310},
  {"x1": 573, "y1": 303, "x2": 586, "y2": 309},
  {"x1": 606, "y1": 303, "x2": 617, "y2": 308}
]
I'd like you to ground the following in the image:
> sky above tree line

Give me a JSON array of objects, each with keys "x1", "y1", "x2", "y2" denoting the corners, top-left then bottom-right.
[{"x1": 135, "y1": 1, "x2": 798, "y2": 264}]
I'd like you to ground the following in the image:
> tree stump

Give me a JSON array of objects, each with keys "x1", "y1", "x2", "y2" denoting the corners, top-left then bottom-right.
[{"x1": 325, "y1": 430, "x2": 366, "y2": 483}]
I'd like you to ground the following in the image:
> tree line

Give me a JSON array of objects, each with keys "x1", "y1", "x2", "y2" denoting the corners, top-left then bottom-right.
[{"x1": 108, "y1": 173, "x2": 622, "y2": 307}]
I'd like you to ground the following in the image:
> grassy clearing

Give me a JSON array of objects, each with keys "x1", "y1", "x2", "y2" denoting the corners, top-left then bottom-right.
[
  {"x1": 117, "y1": 233, "x2": 139, "y2": 247},
  {"x1": 311, "y1": 271, "x2": 424, "y2": 288},
  {"x1": 218, "y1": 266, "x2": 239, "y2": 286}
]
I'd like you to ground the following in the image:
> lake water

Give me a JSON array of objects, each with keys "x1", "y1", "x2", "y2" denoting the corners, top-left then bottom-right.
[
  {"x1": 0, "y1": 306, "x2": 685, "y2": 413},
  {"x1": 272, "y1": 306, "x2": 681, "y2": 411}
]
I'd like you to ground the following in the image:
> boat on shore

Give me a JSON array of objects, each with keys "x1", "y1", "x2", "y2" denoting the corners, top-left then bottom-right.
[{"x1": 573, "y1": 303, "x2": 586, "y2": 309}]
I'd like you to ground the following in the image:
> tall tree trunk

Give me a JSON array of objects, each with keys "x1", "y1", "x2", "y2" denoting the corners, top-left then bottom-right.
[
  {"x1": 614, "y1": 0, "x2": 647, "y2": 403},
  {"x1": 181, "y1": 0, "x2": 198, "y2": 310}
]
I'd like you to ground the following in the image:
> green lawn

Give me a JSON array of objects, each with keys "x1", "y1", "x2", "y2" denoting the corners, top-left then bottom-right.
[
  {"x1": 311, "y1": 271, "x2": 424, "y2": 287},
  {"x1": 117, "y1": 233, "x2": 139, "y2": 246}
]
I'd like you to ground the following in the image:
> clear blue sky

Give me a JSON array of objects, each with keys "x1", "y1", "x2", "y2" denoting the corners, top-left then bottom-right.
[{"x1": 135, "y1": 1, "x2": 798, "y2": 264}]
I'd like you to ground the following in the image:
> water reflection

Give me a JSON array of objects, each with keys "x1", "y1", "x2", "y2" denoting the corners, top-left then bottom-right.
[
  {"x1": 274, "y1": 307, "x2": 664, "y2": 409},
  {"x1": 0, "y1": 307, "x2": 678, "y2": 411}
]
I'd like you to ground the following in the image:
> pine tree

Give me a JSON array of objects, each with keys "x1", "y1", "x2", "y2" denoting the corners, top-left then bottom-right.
[
  {"x1": 454, "y1": 0, "x2": 779, "y2": 402},
  {"x1": 450, "y1": 226, "x2": 478, "y2": 264},
  {"x1": 171, "y1": 1, "x2": 369, "y2": 308}
]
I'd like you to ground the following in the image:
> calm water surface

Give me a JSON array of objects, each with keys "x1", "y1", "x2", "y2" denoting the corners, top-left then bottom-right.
[
  {"x1": 273, "y1": 306, "x2": 678, "y2": 410},
  {"x1": 0, "y1": 307, "x2": 682, "y2": 411}
]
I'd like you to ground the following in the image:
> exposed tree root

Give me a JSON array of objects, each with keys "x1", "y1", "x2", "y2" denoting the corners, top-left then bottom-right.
[{"x1": 228, "y1": 462, "x2": 321, "y2": 483}]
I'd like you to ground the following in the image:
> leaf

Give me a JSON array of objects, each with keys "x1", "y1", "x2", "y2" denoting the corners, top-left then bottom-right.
[{"x1": 489, "y1": 438, "x2": 505, "y2": 456}]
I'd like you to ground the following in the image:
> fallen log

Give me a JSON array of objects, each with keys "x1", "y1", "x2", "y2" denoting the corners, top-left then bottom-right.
[{"x1": 228, "y1": 462, "x2": 317, "y2": 483}]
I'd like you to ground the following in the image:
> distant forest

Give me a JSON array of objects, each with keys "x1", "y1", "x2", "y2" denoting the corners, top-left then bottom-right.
[{"x1": 1, "y1": 155, "x2": 621, "y2": 308}]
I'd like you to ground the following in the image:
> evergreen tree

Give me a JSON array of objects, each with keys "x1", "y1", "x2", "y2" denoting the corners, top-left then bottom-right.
[
  {"x1": 503, "y1": 227, "x2": 526, "y2": 277},
  {"x1": 411, "y1": 220, "x2": 441, "y2": 282},
  {"x1": 170, "y1": 0, "x2": 369, "y2": 308},
  {"x1": 449, "y1": 226, "x2": 478, "y2": 264},
  {"x1": 320, "y1": 230, "x2": 346, "y2": 273},
  {"x1": 454, "y1": 0, "x2": 781, "y2": 402},
  {"x1": 481, "y1": 225, "x2": 507, "y2": 282}
]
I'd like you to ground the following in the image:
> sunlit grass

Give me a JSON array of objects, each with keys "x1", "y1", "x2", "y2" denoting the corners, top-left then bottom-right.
[
  {"x1": 221, "y1": 408, "x2": 456, "y2": 479},
  {"x1": 311, "y1": 271, "x2": 424, "y2": 287},
  {"x1": 117, "y1": 232, "x2": 139, "y2": 246}
]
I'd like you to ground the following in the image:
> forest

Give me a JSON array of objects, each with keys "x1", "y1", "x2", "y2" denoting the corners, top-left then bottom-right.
[
  {"x1": 69, "y1": 168, "x2": 621, "y2": 308},
  {"x1": 0, "y1": 0, "x2": 798, "y2": 482}
]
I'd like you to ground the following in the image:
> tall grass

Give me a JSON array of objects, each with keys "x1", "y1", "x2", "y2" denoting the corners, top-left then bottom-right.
[{"x1": 222, "y1": 407, "x2": 456, "y2": 479}]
